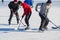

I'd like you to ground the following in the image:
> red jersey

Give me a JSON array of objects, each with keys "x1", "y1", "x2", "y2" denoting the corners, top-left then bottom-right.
[{"x1": 21, "y1": 2, "x2": 32, "y2": 17}]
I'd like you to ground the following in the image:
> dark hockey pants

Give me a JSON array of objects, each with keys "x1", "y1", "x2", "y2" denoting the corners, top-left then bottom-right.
[
  {"x1": 8, "y1": 11, "x2": 19, "y2": 24},
  {"x1": 25, "y1": 13, "x2": 31, "y2": 27},
  {"x1": 39, "y1": 13, "x2": 49, "y2": 29}
]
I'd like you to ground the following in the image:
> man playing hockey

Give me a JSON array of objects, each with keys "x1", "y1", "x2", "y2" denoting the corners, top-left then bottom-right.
[
  {"x1": 18, "y1": 1, "x2": 32, "y2": 30},
  {"x1": 8, "y1": 0, "x2": 19, "y2": 25},
  {"x1": 35, "y1": 0, "x2": 52, "y2": 31}
]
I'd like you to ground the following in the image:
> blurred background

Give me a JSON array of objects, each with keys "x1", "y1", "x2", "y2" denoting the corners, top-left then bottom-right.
[{"x1": 0, "y1": 0, "x2": 60, "y2": 7}]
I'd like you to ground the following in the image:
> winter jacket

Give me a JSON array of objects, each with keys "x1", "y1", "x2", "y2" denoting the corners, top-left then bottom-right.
[
  {"x1": 21, "y1": 3, "x2": 32, "y2": 17},
  {"x1": 35, "y1": 3, "x2": 49, "y2": 16},
  {"x1": 8, "y1": 1, "x2": 19, "y2": 12}
]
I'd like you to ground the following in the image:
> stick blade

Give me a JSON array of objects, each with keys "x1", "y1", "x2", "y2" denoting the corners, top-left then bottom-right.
[
  {"x1": 52, "y1": 27, "x2": 58, "y2": 29},
  {"x1": 52, "y1": 25, "x2": 60, "y2": 29}
]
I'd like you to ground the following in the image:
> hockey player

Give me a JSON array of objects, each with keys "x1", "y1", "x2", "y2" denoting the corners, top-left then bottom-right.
[
  {"x1": 18, "y1": 1, "x2": 32, "y2": 30},
  {"x1": 35, "y1": 0, "x2": 51, "y2": 31},
  {"x1": 24, "y1": 0, "x2": 33, "y2": 7},
  {"x1": 8, "y1": 0, "x2": 19, "y2": 25}
]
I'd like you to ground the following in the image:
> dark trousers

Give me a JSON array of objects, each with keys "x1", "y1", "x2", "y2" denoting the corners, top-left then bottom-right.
[
  {"x1": 25, "y1": 13, "x2": 31, "y2": 27},
  {"x1": 39, "y1": 13, "x2": 49, "y2": 29},
  {"x1": 8, "y1": 11, "x2": 19, "y2": 24}
]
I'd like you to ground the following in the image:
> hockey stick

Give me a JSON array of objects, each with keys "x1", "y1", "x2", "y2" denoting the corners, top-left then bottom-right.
[
  {"x1": 13, "y1": 11, "x2": 26, "y2": 26},
  {"x1": 15, "y1": 18, "x2": 26, "y2": 30},
  {"x1": 40, "y1": 15, "x2": 60, "y2": 29},
  {"x1": 18, "y1": 18, "x2": 23, "y2": 27},
  {"x1": 36, "y1": 10, "x2": 60, "y2": 29},
  {"x1": 14, "y1": 18, "x2": 23, "y2": 30},
  {"x1": 19, "y1": 19, "x2": 26, "y2": 26},
  {"x1": 49, "y1": 20, "x2": 60, "y2": 29}
]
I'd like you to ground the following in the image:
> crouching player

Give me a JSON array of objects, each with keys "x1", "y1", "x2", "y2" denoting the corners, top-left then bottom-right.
[
  {"x1": 18, "y1": 1, "x2": 32, "y2": 30},
  {"x1": 35, "y1": 0, "x2": 52, "y2": 31},
  {"x1": 8, "y1": 0, "x2": 19, "y2": 25}
]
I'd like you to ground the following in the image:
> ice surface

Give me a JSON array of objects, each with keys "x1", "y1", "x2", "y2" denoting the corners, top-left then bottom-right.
[{"x1": 0, "y1": 1, "x2": 60, "y2": 40}]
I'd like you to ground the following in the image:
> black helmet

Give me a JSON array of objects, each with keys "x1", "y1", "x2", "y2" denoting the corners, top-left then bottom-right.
[
  {"x1": 18, "y1": 1, "x2": 22, "y2": 4},
  {"x1": 46, "y1": 0, "x2": 52, "y2": 3}
]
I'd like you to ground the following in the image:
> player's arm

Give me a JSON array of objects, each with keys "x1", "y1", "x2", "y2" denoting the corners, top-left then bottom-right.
[
  {"x1": 35, "y1": 3, "x2": 42, "y2": 12},
  {"x1": 8, "y1": 2, "x2": 13, "y2": 9}
]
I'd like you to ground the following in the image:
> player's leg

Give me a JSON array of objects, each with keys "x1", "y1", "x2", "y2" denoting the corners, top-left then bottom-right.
[
  {"x1": 28, "y1": 12, "x2": 32, "y2": 20},
  {"x1": 44, "y1": 18, "x2": 49, "y2": 30},
  {"x1": 15, "y1": 12, "x2": 19, "y2": 24},
  {"x1": 25, "y1": 14, "x2": 29, "y2": 30},
  {"x1": 25, "y1": 13, "x2": 31, "y2": 30},
  {"x1": 39, "y1": 13, "x2": 45, "y2": 31},
  {"x1": 8, "y1": 11, "x2": 13, "y2": 25}
]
